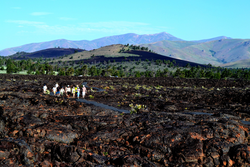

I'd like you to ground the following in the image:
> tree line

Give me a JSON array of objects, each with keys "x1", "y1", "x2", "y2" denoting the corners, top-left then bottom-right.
[
  {"x1": 1, "y1": 57, "x2": 250, "y2": 80},
  {"x1": 119, "y1": 44, "x2": 152, "y2": 53}
]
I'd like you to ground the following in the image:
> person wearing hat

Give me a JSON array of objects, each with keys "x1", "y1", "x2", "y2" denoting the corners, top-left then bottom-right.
[{"x1": 82, "y1": 85, "x2": 87, "y2": 98}]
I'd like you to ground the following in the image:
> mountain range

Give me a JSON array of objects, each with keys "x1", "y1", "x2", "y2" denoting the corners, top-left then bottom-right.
[
  {"x1": 0, "y1": 32, "x2": 182, "y2": 56},
  {"x1": 0, "y1": 32, "x2": 231, "y2": 56},
  {"x1": 1, "y1": 32, "x2": 250, "y2": 67}
]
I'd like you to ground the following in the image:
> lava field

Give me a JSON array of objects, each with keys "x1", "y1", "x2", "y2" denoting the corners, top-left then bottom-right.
[{"x1": 0, "y1": 74, "x2": 250, "y2": 166}]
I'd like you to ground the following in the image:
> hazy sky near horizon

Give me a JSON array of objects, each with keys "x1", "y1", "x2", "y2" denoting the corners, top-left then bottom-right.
[{"x1": 1, "y1": 0, "x2": 250, "y2": 51}]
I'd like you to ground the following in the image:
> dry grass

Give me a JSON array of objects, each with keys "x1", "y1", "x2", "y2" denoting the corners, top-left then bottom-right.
[{"x1": 51, "y1": 44, "x2": 138, "y2": 63}]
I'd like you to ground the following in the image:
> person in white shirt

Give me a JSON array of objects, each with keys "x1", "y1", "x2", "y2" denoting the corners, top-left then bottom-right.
[
  {"x1": 65, "y1": 85, "x2": 71, "y2": 97},
  {"x1": 52, "y1": 86, "x2": 57, "y2": 95},
  {"x1": 43, "y1": 84, "x2": 47, "y2": 94},
  {"x1": 55, "y1": 83, "x2": 59, "y2": 89},
  {"x1": 82, "y1": 85, "x2": 87, "y2": 98},
  {"x1": 72, "y1": 86, "x2": 76, "y2": 98},
  {"x1": 60, "y1": 87, "x2": 65, "y2": 96}
]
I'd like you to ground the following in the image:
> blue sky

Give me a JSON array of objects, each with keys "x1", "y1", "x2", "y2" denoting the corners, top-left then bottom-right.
[{"x1": 1, "y1": 0, "x2": 250, "y2": 50}]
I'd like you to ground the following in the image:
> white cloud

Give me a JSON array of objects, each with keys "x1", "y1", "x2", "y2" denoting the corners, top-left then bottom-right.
[
  {"x1": 31, "y1": 12, "x2": 52, "y2": 16},
  {"x1": 6, "y1": 20, "x2": 168, "y2": 36}
]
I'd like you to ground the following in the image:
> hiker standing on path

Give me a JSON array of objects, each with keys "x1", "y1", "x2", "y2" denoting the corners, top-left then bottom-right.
[
  {"x1": 55, "y1": 83, "x2": 59, "y2": 89},
  {"x1": 72, "y1": 86, "x2": 76, "y2": 98},
  {"x1": 52, "y1": 86, "x2": 57, "y2": 95},
  {"x1": 65, "y1": 85, "x2": 71, "y2": 98},
  {"x1": 77, "y1": 85, "x2": 80, "y2": 99},
  {"x1": 75, "y1": 86, "x2": 78, "y2": 98},
  {"x1": 82, "y1": 85, "x2": 87, "y2": 98},
  {"x1": 60, "y1": 87, "x2": 65, "y2": 97},
  {"x1": 56, "y1": 88, "x2": 60, "y2": 97},
  {"x1": 43, "y1": 84, "x2": 47, "y2": 94}
]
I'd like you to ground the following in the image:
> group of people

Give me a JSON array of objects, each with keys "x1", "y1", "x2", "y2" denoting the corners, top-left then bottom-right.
[{"x1": 43, "y1": 83, "x2": 87, "y2": 99}]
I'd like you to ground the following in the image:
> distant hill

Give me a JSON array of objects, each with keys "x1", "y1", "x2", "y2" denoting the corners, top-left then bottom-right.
[
  {"x1": 7, "y1": 44, "x2": 143, "y2": 62},
  {"x1": 192, "y1": 36, "x2": 232, "y2": 43},
  {"x1": 78, "y1": 50, "x2": 208, "y2": 68},
  {"x1": 220, "y1": 59, "x2": 250, "y2": 68},
  {"x1": 64, "y1": 45, "x2": 208, "y2": 68},
  {"x1": 0, "y1": 32, "x2": 183, "y2": 56},
  {"x1": 141, "y1": 39, "x2": 250, "y2": 66},
  {"x1": 9, "y1": 44, "x2": 207, "y2": 68},
  {"x1": 49, "y1": 44, "x2": 140, "y2": 62},
  {"x1": 9, "y1": 48, "x2": 85, "y2": 60}
]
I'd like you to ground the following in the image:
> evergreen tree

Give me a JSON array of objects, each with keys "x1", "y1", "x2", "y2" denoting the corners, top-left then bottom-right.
[
  {"x1": 155, "y1": 69, "x2": 164, "y2": 77},
  {"x1": 38, "y1": 64, "x2": 45, "y2": 75},
  {"x1": 145, "y1": 70, "x2": 153, "y2": 77},
  {"x1": 199, "y1": 69, "x2": 206, "y2": 78},
  {"x1": 107, "y1": 68, "x2": 113, "y2": 76},
  {"x1": 184, "y1": 69, "x2": 192, "y2": 78},
  {"x1": 66, "y1": 67, "x2": 74, "y2": 76},
  {"x1": 113, "y1": 70, "x2": 120, "y2": 77},
  {"x1": 163, "y1": 68, "x2": 169, "y2": 77},
  {"x1": 6, "y1": 59, "x2": 17, "y2": 74},
  {"x1": 0, "y1": 58, "x2": 4, "y2": 66},
  {"x1": 77, "y1": 65, "x2": 88, "y2": 76},
  {"x1": 243, "y1": 70, "x2": 250, "y2": 80},
  {"x1": 35, "y1": 70, "x2": 40, "y2": 75},
  {"x1": 96, "y1": 68, "x2": 102, "y2": 76},
  {"x1": 174, "y1": 68, "x2": 182, "y2": 77},
  {"x1": 221, "y1": 68, "x2": 232, "y2": 78},
  {"x1": 185, "y1": 63, "x2": 191, "y2": 68},
  {"x1": 89, "y1": 65, "x2": 97, "y2": 76},
  {"x1": 169, "y1": 62, "x2": 174, "y2": 68},
  {"x1": 58, "y1": 68, "x2": 66, "y2": 76},
  {"x1": 119, "y1": 69, "x2": 125, "y2": 77},
  {"x1": 135, "y1": 71, "x2": 141, "y2": 77},
  {"x1": 27, "y1": 69, "x2": 33, "y2": 75},
  {"x1": 45, "y1": 63, "x2": 53, "y2": 75},
  {"x1": 232, "y1": 69, "x2": 242, "y2": 79},
  {"x1": 205, "y1": 71, "x2": 214, "y2": 79},
  {"x1": 214, "y1": 72, "x2": 221, "y2": 79}
]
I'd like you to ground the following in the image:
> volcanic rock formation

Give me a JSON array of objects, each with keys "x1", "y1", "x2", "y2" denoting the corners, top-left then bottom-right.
[{"x1": 0, "y1": 74, "x2": 250, "y2": 166}]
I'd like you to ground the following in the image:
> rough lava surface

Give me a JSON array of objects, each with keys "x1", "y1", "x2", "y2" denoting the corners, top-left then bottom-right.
[{"x1": 0, "y1": 74, "x2": 250, "y2": 166}]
